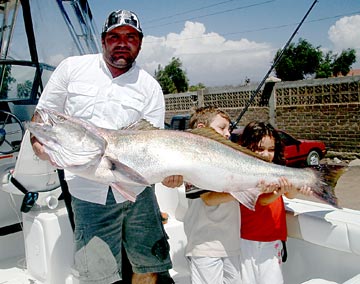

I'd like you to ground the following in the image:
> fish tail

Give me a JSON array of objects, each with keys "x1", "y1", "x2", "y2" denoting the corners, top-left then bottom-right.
[{"x1": 311, "y1": 164, "x2": 347, "y2": 207}]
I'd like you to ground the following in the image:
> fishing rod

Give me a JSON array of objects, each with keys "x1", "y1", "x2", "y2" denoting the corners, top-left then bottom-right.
[{"x1": 231, "y1": 0, "x2": 319, "y2": 131}]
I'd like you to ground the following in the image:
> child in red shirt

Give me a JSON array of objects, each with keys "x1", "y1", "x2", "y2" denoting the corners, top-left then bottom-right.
[{"x1": 239, "y1": 121, "x2": 312, "y2": 284}]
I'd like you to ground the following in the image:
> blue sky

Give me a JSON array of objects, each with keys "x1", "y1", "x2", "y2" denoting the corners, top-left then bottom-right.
[{"x1": 87, "y1": 0, "x2": 360, "y2": 87}]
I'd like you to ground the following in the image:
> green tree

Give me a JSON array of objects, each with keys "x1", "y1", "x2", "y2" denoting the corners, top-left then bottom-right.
[
  {"x1": 17, "y1": 80, "x2": 32, "y2": 99},
  {"x1": 274, "y1": 39, "x2": 323, "y2": 81},
  {"x1": 189, "y1": 83, "x2": 205, "y2": 91},
  {"x1": 331, "y1": 48, "x2": 356, "y2": 77},
  {"x1": 155, "y1": 65, "x2": 176, "y2": 94},
  {"x1": 315, "y1": 51, "x2": 335, "y2": 79},
  {"x1": 155, "y1": 57, "x2": 189, "y2": 94},
  {"x1": 274, "y1": 39, "x2": 357, "y2": 81},
  {"x1": 0, "y1": 65, "x2": 16, "y2": 99}
]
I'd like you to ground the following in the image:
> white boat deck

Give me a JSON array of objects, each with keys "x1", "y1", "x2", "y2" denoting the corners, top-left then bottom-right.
[{"x1": 0, "y1": 255, "x2": 40, "y2": 284}]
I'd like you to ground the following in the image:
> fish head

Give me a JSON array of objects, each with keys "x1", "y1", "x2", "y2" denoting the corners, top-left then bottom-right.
[{"x1": 26, "y1": 109, "x2": 106, "y2": 169}]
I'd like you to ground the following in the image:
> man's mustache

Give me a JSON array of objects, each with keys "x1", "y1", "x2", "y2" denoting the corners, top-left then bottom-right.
[{"x1": 113, "y1": 46, "x2": 131, "y2": 52}]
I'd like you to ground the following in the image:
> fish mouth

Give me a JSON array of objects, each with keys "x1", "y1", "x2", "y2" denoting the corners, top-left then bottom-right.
[
  {"x1": 25, "y1": 109, "x2": 108, "y2": 169},
  {"x1": 25, "y1": 121, "x2": 57, "y2": 143}
]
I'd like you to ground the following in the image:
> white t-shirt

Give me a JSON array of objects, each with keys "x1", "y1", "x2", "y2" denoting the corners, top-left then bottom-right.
[
  {"x1": 36, "y1": 53, "x2": 165, "y2": 204},
  {"x1": 184, "y1": 196, "x2": 241, "y2": 257}
]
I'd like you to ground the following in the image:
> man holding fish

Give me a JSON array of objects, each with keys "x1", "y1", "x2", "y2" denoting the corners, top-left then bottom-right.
[
  {"x1": 29, "y1": 7, "x2": 341, "y2": 284},
  {"x1": 31, "y1": 9, "x2": 181, "y2": 284}
]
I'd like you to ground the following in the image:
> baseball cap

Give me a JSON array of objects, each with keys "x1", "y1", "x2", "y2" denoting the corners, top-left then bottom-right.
[{"x1": 102, "y1": 10, "x2": 142, "y2": 34}]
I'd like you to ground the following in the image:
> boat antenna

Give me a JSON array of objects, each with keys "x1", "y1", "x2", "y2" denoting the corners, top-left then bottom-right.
[{"x1": 231, "y1": 0, "x2": 319, "y2": 131}]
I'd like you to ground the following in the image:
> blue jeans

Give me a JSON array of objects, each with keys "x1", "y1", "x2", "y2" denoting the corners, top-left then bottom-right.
[{"x1": 72, "y1": 186, "x2": 172, "y2": 283}]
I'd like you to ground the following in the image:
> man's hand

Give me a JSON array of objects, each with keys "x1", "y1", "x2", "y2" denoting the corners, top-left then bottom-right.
[
  {"x1": 161, "y1": 175, "x2": 183, "y2": 188},
  {"x1": 30, "y1": 135, "x2": 59, "y2": 168},
  {"x1": 31, "y1": 135, "x2": 50, "y2": 161},
  {"x1": 30, "y1": 112, "x2": 55, "y2": 164}
]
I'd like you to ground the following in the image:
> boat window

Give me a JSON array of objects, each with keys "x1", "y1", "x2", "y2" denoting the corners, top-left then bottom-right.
[{"x1": 0, "y1": 65, "x2": 36, "y2": 102}]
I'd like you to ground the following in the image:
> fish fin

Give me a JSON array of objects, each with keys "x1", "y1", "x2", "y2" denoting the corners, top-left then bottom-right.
[
  {"x1": 122, "y1": 119, "x2": 160, "y2": 131},
  {"x1": 107, "y1": 157, "x2": 150, "y2": 186},
  {"x1": 230, "y1": 188, "x2": 262, "y2": 211},
  {"x1": 110, "y1": 183, "x2": 137, "y2": 202},
  {"x1": 189, "y1": 127, "x2": 269, "y2": 162},
  {"x1": 310, "y1": 164, "x2": 346, "y2": 207}
]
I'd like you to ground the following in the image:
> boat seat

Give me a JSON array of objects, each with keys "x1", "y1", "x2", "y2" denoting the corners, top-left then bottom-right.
[
  {"x1": 286, "y1": 199, "x2": 360, "y2": 256},
  {"x1": 11, "y1": 130, "x2": 60, "y2": 192},
  {"x1": 286, "y1": 199, "x2": 360, "y2": 284},
  {"x1": 1, "y1": 130, "x2": 62, "y2": 209}
]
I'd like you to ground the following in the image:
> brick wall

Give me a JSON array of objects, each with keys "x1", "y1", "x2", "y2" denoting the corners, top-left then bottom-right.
[{"x1": 275, "y1": 104, "x2": 360, "y2": 153}]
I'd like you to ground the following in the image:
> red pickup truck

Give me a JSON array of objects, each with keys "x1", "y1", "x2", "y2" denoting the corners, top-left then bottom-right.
[{"x1": 277, "y1": 130, "x2": 326, "y2": 167}]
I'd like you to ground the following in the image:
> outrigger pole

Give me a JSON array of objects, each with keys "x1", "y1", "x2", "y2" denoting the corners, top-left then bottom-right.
[{"x1": 231, "y1": 0, "x2": 319, "y2": 131}]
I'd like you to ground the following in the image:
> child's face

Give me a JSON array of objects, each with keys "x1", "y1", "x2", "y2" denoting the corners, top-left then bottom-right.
[
  {"x1": 209, "y1": 114, "x2": 230, "y2": 139},
  {"x1": 254, "y1": 135, "x2": 275, "y2": 162}
]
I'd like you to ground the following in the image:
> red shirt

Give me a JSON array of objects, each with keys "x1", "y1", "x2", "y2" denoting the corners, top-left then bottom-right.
[{"x1": 240, "y1": 196, "x2": 287, "y2": 242}]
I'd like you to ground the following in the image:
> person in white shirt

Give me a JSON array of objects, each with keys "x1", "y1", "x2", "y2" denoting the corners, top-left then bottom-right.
[
  {"x1": 183, "y1": 106, "x2": 242, "y2": 284},
  {"x1": 31, "y1": 9, "x2": 182, "y2": 284}
]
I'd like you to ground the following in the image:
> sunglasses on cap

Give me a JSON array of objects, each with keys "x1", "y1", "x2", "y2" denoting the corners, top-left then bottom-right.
[{"x1": 103, "y1": 10, "x2": 142, "y2": 34}]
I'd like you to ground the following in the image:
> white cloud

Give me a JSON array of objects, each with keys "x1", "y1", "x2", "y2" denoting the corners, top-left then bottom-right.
[
  {"x1": 328, "y1": 15, "x2": 360, "y2": 51},
  {"x1": 138, "y1": 21, "x2": 275, "y2": 87}
]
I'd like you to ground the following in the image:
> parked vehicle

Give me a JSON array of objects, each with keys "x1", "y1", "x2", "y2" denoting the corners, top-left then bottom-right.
[
  {"x1": 278, "y1": 129, "x2": 326, "y2": 167},
  {"x1": 170, "y1": 115, "x2": 190, "y2": 130}
]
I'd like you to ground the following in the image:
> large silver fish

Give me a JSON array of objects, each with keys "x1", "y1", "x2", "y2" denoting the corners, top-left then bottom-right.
[{"x1": 26, "y1": 109, "x2": 341, "y2": 209}]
